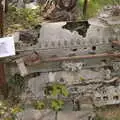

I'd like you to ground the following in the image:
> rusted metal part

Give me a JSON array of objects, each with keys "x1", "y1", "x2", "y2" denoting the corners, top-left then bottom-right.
[
  {"x1": 16, "y1": 58, "x2": 28, "y2": 76},
  {"x1": 9, "y1": 52, "x2": 120, "y2": 65},
  {"x1": 0, "y1": 64, "x2": 6, "y2": 86},
  {"x1": 0, "y1": 0, "x2": 6, "y2": 86},
  {"x1": 0, "y1": 0, "x2": 3, "y2": 37},
  {"x1": 43, "y1": 53, "x2": 120, "y2": 62},
  {"x1": 24, "y1": 52, "x2": 41, "y2": 65},
  {"x1": 112, "y1": 40, "x2": 120, "y2": 46},
  {"x1": 12, "y1": 52, "x2": 120, "y2": 65},
  {"x1": 5, "y1": 0, "x2": 8, "y2": 13}
]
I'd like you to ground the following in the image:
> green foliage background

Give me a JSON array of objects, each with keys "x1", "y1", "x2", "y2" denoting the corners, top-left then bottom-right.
[
  {"x1": 78, "y1": 0, "x2": 120, "y2": 18},
  {"x1": 4, "y1": 6, "x2": 42, "y2": 35}
]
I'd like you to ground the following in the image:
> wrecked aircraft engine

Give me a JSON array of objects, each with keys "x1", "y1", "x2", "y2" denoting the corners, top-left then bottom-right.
[{"x1": 5, "y1": 6, "x2": 120, "y2": 110}]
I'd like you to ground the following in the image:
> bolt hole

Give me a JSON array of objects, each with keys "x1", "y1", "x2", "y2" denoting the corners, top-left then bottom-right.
[
  {"x1": 16, "y1": 52, "x2": 20, "y2": 55},
  {"x1": 37, "y1": 33, "x2": 40, "y2": 38},
  {"x1": 59, "y1": 78, "x2": 64, "y2": 82},
  {"x1": 101, "y1": 59, "x2": 107, "y2": 63},
  {"x1": 92, "y1": 46, "x2": 96, "y2": 51},
  {"x1": 103, "y1": 96, "x2": 108, "y2": 101},
  {"x1": 96, "y1": 97, "x2": 101, "y2": 101},
  {"x1": 112, "y1": 45, "x2": 114, "y2": 48},
  {"x1": 113, "y1": 96, "x2": 119, "y2": 100},
  {"x1": 72, "y1": 48, "x2": 77, "y2": 52}
]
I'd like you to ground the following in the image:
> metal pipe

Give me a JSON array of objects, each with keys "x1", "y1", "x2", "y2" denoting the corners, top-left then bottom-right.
[
  {"x1": 0, "y1": 0, "x2": 6, "y2": 86},
  {"x1": 0, "y1": 0, "x2": 3, "y2": 37},
  {"x1": 5, "y1": 0, "x2": 8, "y2": 13},
  {"x1": 43, "y1": 53, "x2": 120, "y2": 62}
]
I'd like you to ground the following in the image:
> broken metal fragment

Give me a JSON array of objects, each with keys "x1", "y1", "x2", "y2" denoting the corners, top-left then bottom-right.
[{"x1": 16, "y1": 58, "x2": 28, "y2": 76}]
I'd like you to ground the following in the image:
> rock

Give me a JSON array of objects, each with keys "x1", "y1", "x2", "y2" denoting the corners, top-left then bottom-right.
[
  {"x1": 25, "y1": 2, "x2": 39, "y2": 9},
  {"x1": 58, "y1": 111, "x2": 95, "y2": 120},
  {"x1": 17, "y1": 109, "x2": 42, "y2": 120},
  {"x1": 89, "y1": 5, "x2": 120, "y2": 26},
  {"x1": 17, "y1": 0, "x2": 25, "y2": 8},
  {"x1": 41, "y1": 109, "x2": 55, "y2": 120},
  {"x1": 17, "y1": 109, "x2": 55, "y2": 120}
]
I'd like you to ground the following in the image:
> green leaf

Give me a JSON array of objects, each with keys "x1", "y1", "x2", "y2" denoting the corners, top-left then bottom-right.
[
  {"x1": 46, "y1": 83, "x2": 69, "y2": 97},
  {"x1": 33, "y1": 101, "x2": 45, "y2": 110},
  {"x1": 61, "y1": 85, "x2": 69, "y2": 97},
  {"x1": 80, "y1": 77, "x2": 85, "y2": 81},
  {"x1": 51, "y1": 100, "x2": 64, "y2": 111},
  {"x1": 10, "y1": 105, "x2": 24, "y2": 114}
]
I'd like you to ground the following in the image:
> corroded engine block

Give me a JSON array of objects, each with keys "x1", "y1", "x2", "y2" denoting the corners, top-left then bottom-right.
[{"x1": 6, "y1": 6, "x2": 120, "y2": 110}]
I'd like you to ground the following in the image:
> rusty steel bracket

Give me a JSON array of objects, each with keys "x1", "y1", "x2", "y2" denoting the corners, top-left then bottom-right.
[
  {"x1": 0, "y1": 0, "x2": 6, "y2": 86},
  {"x1": 43, "y1": 52, "x2": 120, "y2": 62},
  {"x1": 11, "y1": 52, "x2": 120, "y2": 66},
  {"x1": 0, "y1": 0, "x2": 3, "y2": 37},
  {"x1": 112, "y1": 40, "x2": 120, "y2": 46}
]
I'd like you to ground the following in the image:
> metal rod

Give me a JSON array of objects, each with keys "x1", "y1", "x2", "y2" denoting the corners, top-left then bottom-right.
[
  {"x1": 0, "y1": 64, "x2": 6, "y2": 86},
  {"x1": 0, "y1": 0, "x2": 6, "y2": 86},
  {"x1": 43, "y1": 53, "x2": 120, "y2": 62},
  {"x1": 5, "y1": 0, "x2": 8, "y2": 13},
  {"x1": 0, "y1": 0, "x2": 3, "y2": 37}
]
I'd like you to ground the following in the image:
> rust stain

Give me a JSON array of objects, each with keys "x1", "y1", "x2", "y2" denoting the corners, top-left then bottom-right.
[
  {"x1": 112, "y1": 40, "x2": 120, "y2": 46},
  {"x1": 0, "y1": 64, "x2": 6, "y2": 86},
  {"x1": 43, "y1": 53, "x2": 120, "y2": 62}
]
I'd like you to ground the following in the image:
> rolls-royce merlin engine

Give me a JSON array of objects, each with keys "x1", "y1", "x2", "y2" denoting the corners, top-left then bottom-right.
[{"x1": 5, "y1": 5, "x2": 120, "y2": 111}]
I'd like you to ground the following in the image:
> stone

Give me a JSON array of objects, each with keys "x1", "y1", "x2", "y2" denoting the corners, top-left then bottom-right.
[
  {"x1": 62, "y1": 62, "x2": 84, "y2": 72},
  {"x1": 17, "y1": 109, "x2": 42, "y2": 120},
  {"x1": 26, "y1": 73, "x2": 48, "y2": 99},
  {"x1": 17, "y1": 109, "x2": 55, "y2": 120},
  {"x1": 25, "y1": 2, "x2": 39, "y2": 9},
  {"x1": 17, "y1": 0, "x2": 25, "y2": 8},
  {"x1": 58, "y1": 111, "x2": 95, "y2": 120}
]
